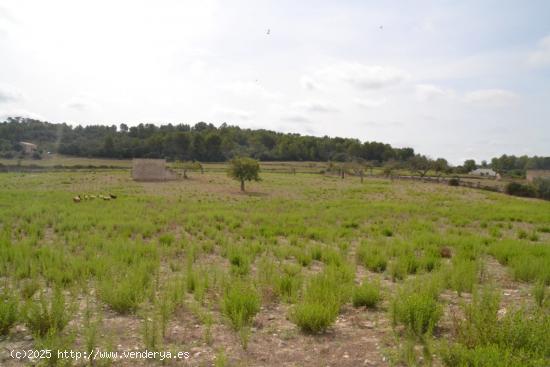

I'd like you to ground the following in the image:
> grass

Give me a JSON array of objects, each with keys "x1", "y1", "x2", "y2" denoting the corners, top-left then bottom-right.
[
  {"x1": 0, "y1": 291, "x2": 18, "y2": 336},
  {"x1": 291, "y1": 267, "x2": 351, "y2": 333},
  {"x1": 442, "y1": 286, "x2": 549, "y2": 366},
  {"x1": 24, "y1": 288, "x2": 71, "y2": 337},
  {"x1": 0, "y1": 165, "x2": 549, "y2": 364},
  {"x1": 391, "y1": 279, "x2": 442, "y2": 337},
  {"x1": 222, "y1": 282, "x2": 260, "y2": 331},
  {"x1": 352, "y1": 280, "x2": 381, "y2": 308}
]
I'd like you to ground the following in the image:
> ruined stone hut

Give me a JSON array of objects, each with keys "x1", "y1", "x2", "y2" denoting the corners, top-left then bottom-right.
[{"x1": 131, "y1": 159, "x2": 178, "y2": 181}]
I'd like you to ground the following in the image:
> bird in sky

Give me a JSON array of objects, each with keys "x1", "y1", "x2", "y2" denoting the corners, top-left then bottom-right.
[{"x1": 267, "y1": 28, "x2": 271, "y2": 35}]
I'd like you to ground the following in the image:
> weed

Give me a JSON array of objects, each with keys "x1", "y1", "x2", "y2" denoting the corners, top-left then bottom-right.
[
  {"x1": 0, "y1": 291, "x2": 18, "y2": 335},
  {"x1": 352, "y1": 281, "x2": 381, "y2": 308},
  {"x1": 290, "y1": 268, "x2": 350, "y2": 333},
  {"x1": 356, "y1": 242, "x2": 387, "y2": 273},
  {"x1": 222, "y1": 282, "x2": 260, "y2": 331},
  {"x1": 25, "y1": 288, "x2": 71, "y2": 337},
  {"x1": 533, "y1": 281, "x2": 545, "y2": 307},
  {"x1": 391, "y1": 283, "x2": 441, "y2": 337},
  {"x1": 442, "y1": 286, "x2": 549, "y2": 366}
]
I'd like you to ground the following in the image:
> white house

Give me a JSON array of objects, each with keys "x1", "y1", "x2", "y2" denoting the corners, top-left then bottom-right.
[{"x1": 469, "y1": 168, "x2": 497, "y2": 177}]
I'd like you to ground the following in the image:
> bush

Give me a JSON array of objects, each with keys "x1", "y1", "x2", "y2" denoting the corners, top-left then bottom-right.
[
  {"x1": 25, "y1": 289, "x2": 70, "y2": 337},
  {"x1": 276, "y1": 272, "x2": 302, "y2": 303},
  {"x1": 291, "y1": 302, "x2": 338, "y2": 334},
  {"x1": 0, "y1": 292, "x2": 18, "y2": 335},
  {"x1": 352, "y1": 281, "x2": 381, "y2": 308},
  {"x1": 505, "y1": 182, "x2": 537, "y2": 198},
  {"x1": 99, "y1": 270, "x2": 150, "y2": 314},
  {"x1": 391, "y1": 286, "x2": 441, "y2": 336},
  {"x1": 448, "y1": 177, "x2": 460, "y2": 186},
  {"x1": 533, "y1": 281, "x2": 545, "y2": 308},
  {"x1": 449, "y1": 259, "x2": 478, "y2": 295},
  {"x1": 222, "y1": 282, "x2": 260, "y2": 331},
  {"x1": 291, "y1": 270, "x2": 347, "y2": 333},
  {"x1": 356, "y1": 244, "x2": 387, "y2": 273},
  {"x1": 442, "y1": 287, "x2": 549, "y2": 366},
  {"x1": 533, "y1": 177, "x2": 550, "y2": 200}
]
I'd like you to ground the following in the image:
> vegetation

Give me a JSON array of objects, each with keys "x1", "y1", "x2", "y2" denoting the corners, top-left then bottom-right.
[
  {"x1": 0, "y1": 117, "x2": 415, "y2": 163},
  {"x1": 227, "y1": 157, "x2": 261, "y2": 191},
  {"x1": 352, "y1": 281, "x2": 381, "y2": 308},
  {"x1": 0, "y1": 163, "x2": 549, "y2": 365}
]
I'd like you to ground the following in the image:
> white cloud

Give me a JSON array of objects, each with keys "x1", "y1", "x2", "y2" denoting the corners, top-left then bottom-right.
[
  {"x1": 292, "y1": 100, "x2": 338, "y2": 113},
  {"x1": 281, "y1": 114, "x2": 311, "y2": 123},
  {"x1": 214, "y1": 107, "x2": 253, "y2": 121},
  {"x1": 464, "y1": 89, "x2": 519, "y2": 107},
  {"x1": 0, "y1": 84, "x2": 23, "y2": 103},
  {"x1": 0, "y1": 108, "x2": 44, "y2": 120},
  {"x1": 64, "y1": 95, "x2": 99, "y2": 111},
  {"x1": 354, "y1": 98, "x2": 386, "y2": 108},
  {"x1": 221, "y1": 81, "x2": 280, "y2": 99},
  {"x1": 300, "y1": 76, "x2": 321, "y2": 91},
  {"x1": 527, "y1": 35, "x2": 550, "y2": 67},
  {"x1": 328, "y1": 63, "x2": 409, "y2": 89},
  {"x1": 415, "y1": 84, "x2": 454, "y2": 102},
  {"x1": 303, "y1": 62, "x2": 409, "y2": 91}
]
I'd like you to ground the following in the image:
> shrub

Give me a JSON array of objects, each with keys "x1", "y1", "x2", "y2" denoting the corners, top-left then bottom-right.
[
  {"x1": 356, "y1": 244, "x2": 387, "y2": 273},
  {"x1": 291, "y1": 270, "x2": 347, "y2": 333},
  {"x1": 449, "y1": 259, "x2": 478, "y2": 295},
  {"x1": 276, "y1": 272, "x2": 302, "y2": 303},
  {"x1": 291, "y1": 302, "x2": 338, "y2": 334},
  {"x1": 99, "y1": 270, "x2": 150, "y2": 314},
  {"x1": 532, "y1": 177, "x2": 550, "y2": 200},
  {"x1": 222, "y1": 282, "x2": 260, "y2": 331},
  {"x1": 25, "y1": 289, "x2": 70, "y2": 337},
  {"x1": 228, "y1": 247, "x2": 251, "y2": 276},
  {"x1": 533, "y1": 281, "x2": 545, "y2": 308},
  {"x1": 0, "y1": 292, "x2": 18, "y2": 335},
  {"x1": 352, "y1": 281, "x2": 381, "y2": 308},
  {"x1": 505, "y1": 182, "x2": 536, "y2": 198},
  {"x1": 442, "y1": 287, "x2": 549, "y2": 366},
  {"x1": 448, "y1": 177, "x2": 460, "y2": 186},
  {"x1": 391, "y1": 286, "x2": 441, "y2": 336}
]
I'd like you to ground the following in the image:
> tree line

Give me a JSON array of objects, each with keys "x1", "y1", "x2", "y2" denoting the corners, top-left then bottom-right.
[
  {"x1": 1, "y1": 117, "x2": 548, "y2": 175},
  {"x1": 0, "y1": 117, "x2": 414, "y2": 163}
]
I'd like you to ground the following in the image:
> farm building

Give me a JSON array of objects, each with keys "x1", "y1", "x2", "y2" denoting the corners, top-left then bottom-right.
[
  {"x1": 469, "y1": 168, "x2": 497, "y2": 177},
  {"x1": 526, "y1": 169, "x2": 550, "y2": 182},
  {"x1": 131, "y1": 159, "x2": 178, "y2": 181},
  {"x1": 19, "y1": 141, "x2": 37, "y2": 154}
]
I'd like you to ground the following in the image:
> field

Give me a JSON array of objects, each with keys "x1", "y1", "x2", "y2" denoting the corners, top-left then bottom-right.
[{"x1": 0, "y1": 167, "x2": 549, "y2": 366}]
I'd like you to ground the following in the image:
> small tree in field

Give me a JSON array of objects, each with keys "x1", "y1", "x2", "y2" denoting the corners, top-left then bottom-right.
[{"x1": 228, "y1": 157, "x2": 260, "y2": 191}]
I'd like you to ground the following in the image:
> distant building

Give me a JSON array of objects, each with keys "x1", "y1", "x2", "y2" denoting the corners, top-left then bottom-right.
[
  {"x1": 19, "y1": 141, "x2": 37, "y2": 154},
  {"x1": 131, "y1": 159, "x2": 178, "y2": 181},
  {"x1": 469, "y1": 168, "x2": 497, "y2": 177},
  {"x1": 526, "y1": 169, "x2": 550, "y2": 182}
]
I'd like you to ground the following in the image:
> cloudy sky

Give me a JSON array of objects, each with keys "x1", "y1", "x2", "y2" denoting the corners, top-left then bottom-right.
[{"x1": 0, "y1": 0, "x2": 549, "y2": 163}]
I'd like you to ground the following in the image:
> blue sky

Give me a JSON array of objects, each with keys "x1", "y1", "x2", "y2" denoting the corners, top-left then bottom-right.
[{"x1": 0, "y1": 0, "x2": 549, "y2": 163}]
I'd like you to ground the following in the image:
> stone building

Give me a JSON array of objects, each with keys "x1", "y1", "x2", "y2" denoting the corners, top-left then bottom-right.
[
  {"x1": 19, "y1": 141, "x2": 38, "y2": 154},
  {"x1": 131, "y1": 159, "x2": 178, "y2": 181}
]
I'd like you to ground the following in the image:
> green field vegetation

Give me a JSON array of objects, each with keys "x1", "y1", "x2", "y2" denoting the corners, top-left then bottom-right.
[{"x1": 0, "y1": 167, "x2": 549, "y2": 366}]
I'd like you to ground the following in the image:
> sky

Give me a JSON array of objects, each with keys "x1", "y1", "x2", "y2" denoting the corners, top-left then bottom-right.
[{"x1": 0, "y1": 0, "x2": 549, "y2": 164}]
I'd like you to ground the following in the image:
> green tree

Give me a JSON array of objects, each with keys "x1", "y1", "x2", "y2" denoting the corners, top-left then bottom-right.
[
  {"x1": 227, "y1": 157, "x2": 260, "y2": 191},
  {"x1": 463, "y1": 159, "x2": 477, "y2": 173},
  {"x1": 408, "y1": 155, "x2": 432, "y2": 178},
  {"x1": 433, "y1": 158, "x2": 449, "y2": 177}
]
